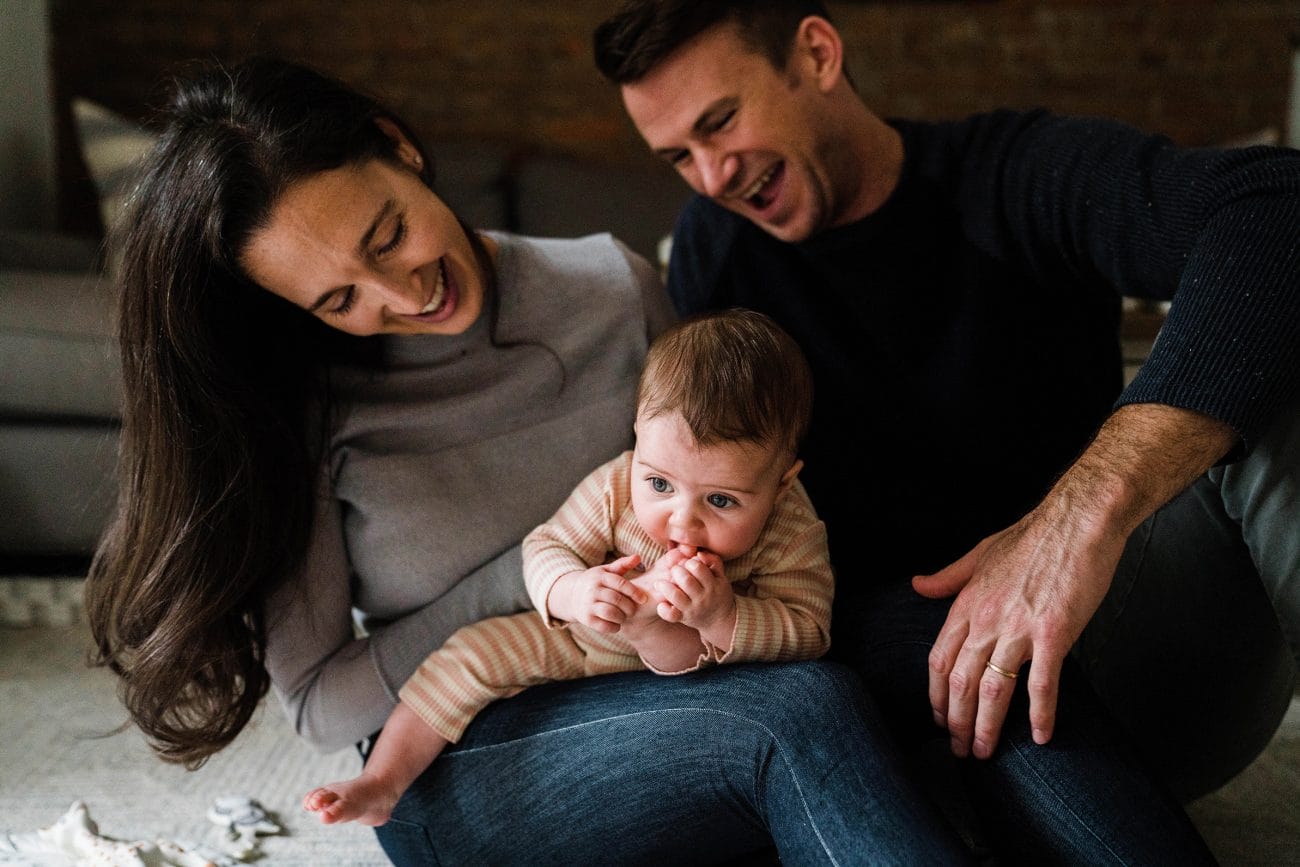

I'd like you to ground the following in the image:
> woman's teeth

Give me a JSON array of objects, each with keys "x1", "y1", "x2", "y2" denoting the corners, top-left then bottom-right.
[{"x1": 419, "y1": 261, "x2": 447, "y2": 314}]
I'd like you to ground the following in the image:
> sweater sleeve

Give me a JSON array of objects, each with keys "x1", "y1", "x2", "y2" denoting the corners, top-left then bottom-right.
[
  {"x1": 522, "y1": 453, "x2": 627, "y2": 626},
  {"x1": 713, "y1": 483, "x2": 834, "y2": 666},
  {"x1": 957, "y1": 110, "x2": 1300, "y2": 452},
  {"x1": 265, "y1": 485, "x2": 532, "y2": 753}
]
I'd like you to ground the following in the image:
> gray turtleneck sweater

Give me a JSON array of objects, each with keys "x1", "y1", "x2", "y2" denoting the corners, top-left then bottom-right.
[{"x1": 265, "y1": 232, "x2": 675, "y2": 752}]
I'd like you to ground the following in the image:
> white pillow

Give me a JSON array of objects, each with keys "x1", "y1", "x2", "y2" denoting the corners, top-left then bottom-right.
[{"x1": 71, "y1": 98, "x2": 157, "y2": 232}]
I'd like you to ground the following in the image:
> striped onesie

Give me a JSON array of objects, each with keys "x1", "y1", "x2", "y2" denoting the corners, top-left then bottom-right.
[{"x1": 399, "y1": 450, "x2": 834, "y2": 744}]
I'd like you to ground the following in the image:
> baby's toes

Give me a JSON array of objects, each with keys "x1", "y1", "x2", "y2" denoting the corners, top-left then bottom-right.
[{"x1": 304, "y1": 787, "x2": 339, "y2": 813}]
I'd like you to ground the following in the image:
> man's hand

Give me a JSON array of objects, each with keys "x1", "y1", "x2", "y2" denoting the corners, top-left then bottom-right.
[
  {"x1": 913, "y1": 403, "x2": 1235, "y2": 760},
  {"x1": 913, "y1": 500, "x2": 1126, "y2": 758},
  {"x1": 547, "y1": 554, "x2": 649, "y2": 633}
]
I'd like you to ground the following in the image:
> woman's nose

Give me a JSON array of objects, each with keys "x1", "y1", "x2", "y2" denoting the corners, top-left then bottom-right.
[{"x1": 370, "y1": 267, "x2": 425, "y2": 315}]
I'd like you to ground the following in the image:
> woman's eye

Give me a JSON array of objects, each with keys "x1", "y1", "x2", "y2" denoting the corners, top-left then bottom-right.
[
  {"x1": 328, "y1": 287, "x2": 356, "y2": 317},
  {"x1": 649, "y1": 477, "x2": 671, "y2": 494},
  {"x1": 377, "y1": 217, "x2": 406, "y2": 256},
  {"x1": 707, "y1": 493, "x2": 736, "y2": 509}
]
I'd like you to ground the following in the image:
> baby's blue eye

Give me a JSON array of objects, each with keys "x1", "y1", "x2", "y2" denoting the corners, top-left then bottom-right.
[
  {"x1": 650, "y1": 477, "x2": 670, "y2": 493},
  {"x1": 707, "y1": 493, "x2": 735, "y2": 509}
]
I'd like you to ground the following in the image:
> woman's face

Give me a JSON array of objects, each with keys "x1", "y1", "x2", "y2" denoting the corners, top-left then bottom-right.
[{"x1": 241, "y1": 146, "x2": 487, "y2": 337}]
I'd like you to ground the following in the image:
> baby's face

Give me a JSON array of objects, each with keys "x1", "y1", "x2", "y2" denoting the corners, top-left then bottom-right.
[{"x1": 630, "y1": 411, "x2": 796, "y2": 560}]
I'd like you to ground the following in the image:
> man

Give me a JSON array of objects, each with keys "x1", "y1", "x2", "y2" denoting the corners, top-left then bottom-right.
[{"x1": 594, "y1": 0, "x2": 1299, "y2": 857}]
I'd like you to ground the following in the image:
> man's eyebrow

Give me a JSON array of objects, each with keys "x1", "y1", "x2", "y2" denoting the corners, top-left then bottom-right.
[
  {"x1": 652, "y1": 97, "x2": 739, "y2": 159},
  {"x1": 305, "y1": 199, "x2": 398, "y2": 312}
]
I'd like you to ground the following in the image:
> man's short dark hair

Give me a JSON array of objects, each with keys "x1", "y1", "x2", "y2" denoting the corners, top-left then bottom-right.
[{"x1": 594, "y1": 0, "x2": 832, "y2": 84}]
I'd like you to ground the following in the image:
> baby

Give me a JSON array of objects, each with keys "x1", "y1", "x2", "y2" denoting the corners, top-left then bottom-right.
[{"x1": 305, "y1": 308, "x2": 831, "y2": 826}]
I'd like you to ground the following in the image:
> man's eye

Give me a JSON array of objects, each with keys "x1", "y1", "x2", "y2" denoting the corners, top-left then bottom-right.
[
  {"x1": 650, "y1": 476, "x2": 671, "y2": 493},
  {"x1": 707, "y1": 493, "x2": 736, "y2": 509},
  {"x1": 668, "y1": 150, "x2": 691, "y2": 167},
  {"x1": 705, "y1": 110, "x2": 736, "y2": 134}
]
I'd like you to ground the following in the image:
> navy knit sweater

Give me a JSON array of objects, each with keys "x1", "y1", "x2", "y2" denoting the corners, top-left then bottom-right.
[{"x1": 668, "y1": 109, "x2": 1299, "y2": 587}]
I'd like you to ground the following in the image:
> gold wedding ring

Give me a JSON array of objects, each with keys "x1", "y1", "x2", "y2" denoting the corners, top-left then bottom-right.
[{"x1": 985, "y1": 660, "x2": 1018, "y2": 680}]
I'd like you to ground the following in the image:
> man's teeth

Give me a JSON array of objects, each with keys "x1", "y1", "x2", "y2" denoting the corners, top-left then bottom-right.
[
  {"x1": 419, "y1": 262, "x2": 446, "y2": 314},
  {"x1": 742, "y1": 166, "x2": 776, "y2": 200}
]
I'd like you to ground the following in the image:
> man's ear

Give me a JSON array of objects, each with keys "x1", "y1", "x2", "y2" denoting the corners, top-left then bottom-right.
[
  {"x1": 374, "y1": 116, "x2": 424, "y2": 172},
  {"x1": 795, "y1": 16, "x2": 845, "y2": 94},
  {"x1": 777, "y1": 458, "x2": 804, "y2": 494}
]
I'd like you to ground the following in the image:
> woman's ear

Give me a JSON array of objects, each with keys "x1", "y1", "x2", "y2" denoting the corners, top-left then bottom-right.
[{"x1": 374, "y1": 116, "x2": 424, "y2": 172}]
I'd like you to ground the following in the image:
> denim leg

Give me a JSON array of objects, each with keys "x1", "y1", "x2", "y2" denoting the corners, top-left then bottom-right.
[
  {"x1": 834, "y1": 582, "x2": 1217, "y2": 865},
  {"x1": 1078, "y1": 392, "x2": 1300, "y2": 800},
  {"x1": 371, "y1": 661, "x2": 972, "y2": 867},
  {"x1": 1210, "y1": 390, "x2": 1300, "y2": 660}
]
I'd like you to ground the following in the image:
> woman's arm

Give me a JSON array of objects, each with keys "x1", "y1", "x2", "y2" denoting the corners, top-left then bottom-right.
[{"x1": 265, "y1": 491, "x2": 531, "y2": 753}]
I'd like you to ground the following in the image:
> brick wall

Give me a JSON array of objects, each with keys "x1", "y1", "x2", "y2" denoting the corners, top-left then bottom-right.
[{"x1": 51, "y1": 0, "x2": 1298, "y2": 234}]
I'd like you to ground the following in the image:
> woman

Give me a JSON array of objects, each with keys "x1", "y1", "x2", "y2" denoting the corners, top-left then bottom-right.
[{"x1": 85, "y1": 57, "x2": 969, "y2": 865}]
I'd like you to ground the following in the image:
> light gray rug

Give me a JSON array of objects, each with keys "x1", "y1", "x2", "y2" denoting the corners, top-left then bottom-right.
[
  {"x1": 0, "y1": 620, "x2": 388, "y2": 866},
  {"x1": 1, "y1": 583, "x2": 1297, "y2": 865}
]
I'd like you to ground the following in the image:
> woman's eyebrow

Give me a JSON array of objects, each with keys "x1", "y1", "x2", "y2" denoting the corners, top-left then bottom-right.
[{"x1": 305, "y1": 199, "x2": 398, "y2": 312}]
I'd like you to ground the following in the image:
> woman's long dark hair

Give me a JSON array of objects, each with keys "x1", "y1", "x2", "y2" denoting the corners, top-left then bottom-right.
[{"x1": 84, "y1": 56, "x2": 484, "y2": 768}]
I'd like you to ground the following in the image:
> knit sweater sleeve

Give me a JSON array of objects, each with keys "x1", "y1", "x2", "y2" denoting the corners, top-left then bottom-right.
[
  {"x1": 522, "y1": 453, "x2": 629, "y2": 627},
  {"x1": 953, "y1": 110, "x2": 1300, "y2": 452}
]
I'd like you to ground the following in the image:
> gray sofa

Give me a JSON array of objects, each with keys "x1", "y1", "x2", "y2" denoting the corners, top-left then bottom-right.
[{"x1": 0, "y1": 137, "x2": 690, "y2": 565}]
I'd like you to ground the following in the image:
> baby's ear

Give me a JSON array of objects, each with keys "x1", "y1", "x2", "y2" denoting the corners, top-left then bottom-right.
[{"x1": 777, "y1": 458, "x2": 804, "y2": 494}]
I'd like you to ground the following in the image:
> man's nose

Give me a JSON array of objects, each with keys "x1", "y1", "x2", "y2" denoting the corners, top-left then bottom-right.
[{"x1": 696, "y1": 150, "x2": 738, "y2": 199}]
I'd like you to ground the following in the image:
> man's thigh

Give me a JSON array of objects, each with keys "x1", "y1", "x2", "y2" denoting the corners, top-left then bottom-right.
[{"x1": 1077, "y1": 475, "x2": 1297, "y2": 800}]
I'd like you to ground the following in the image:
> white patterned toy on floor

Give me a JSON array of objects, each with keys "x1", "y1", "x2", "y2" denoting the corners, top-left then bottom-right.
[{"x1": 0, "y1": 800, "x2": 236, "y2": 866}]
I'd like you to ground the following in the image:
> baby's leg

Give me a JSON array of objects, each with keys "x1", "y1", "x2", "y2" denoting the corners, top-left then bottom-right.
[{"x1": 304, "y1": 702, "x2": 448, "y2": 826}]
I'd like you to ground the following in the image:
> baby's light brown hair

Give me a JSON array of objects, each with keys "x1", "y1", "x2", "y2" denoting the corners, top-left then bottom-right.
[{"x1": 637, "y1": 308, "x2": 814, "y2": 459}]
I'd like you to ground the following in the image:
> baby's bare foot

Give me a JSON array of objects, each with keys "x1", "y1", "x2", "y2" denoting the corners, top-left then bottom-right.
[{"x1": 303, "y1": 774, "x2": 398, "y2": 827}]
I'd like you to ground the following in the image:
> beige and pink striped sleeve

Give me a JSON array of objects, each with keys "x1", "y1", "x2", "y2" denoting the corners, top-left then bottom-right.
[
  {"x1": 522, "y1": 452, "x2": 630, "y2": 626},
  {"x1": 398, "y1": 611, "x2": 588, "y2": 744},
  {"x1": 713, "y1": 481, "x2": 834, "y2": 666}
]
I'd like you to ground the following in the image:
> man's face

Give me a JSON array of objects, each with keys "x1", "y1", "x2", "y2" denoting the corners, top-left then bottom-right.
[{"x1": 621, "y1": 22, "x2": 847, "y2": 243}]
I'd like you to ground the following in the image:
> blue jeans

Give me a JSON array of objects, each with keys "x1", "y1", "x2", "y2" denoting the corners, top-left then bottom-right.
[
  {"x1": 1077, "y1": 391, "x2": 1300, "y2": 800},
  {"x1": 834, "y1": 583, "x2": 1217, "y2": 865},
  {"x1": 369, "y1": 661, "x2": 972, "y2": 866}
]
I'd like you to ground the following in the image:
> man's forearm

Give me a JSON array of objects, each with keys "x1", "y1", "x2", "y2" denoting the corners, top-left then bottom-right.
[{"x1": 1046, "y1": 403, "x2": 1236, "y2": 540}]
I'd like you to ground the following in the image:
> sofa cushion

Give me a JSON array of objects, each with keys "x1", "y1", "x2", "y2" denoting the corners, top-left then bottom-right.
[
  {"x1": 0, "y1": 271, "x2": 120, "y2": 419},
  {"x1": 0, "y1": 230, "x2": 102, "y2": 273},
  {"x1": 512, "y1": 152, "x2": 691, "y2": 268},
  {"x1": 0, "y1": 424, "x2": 118, "y2": 555},
  {"x1": 427, "y1": 140, "x2": 513, "y2": 231},
  {"x1": 71, "y1": 98, "x2": 156, "y2": 235}
]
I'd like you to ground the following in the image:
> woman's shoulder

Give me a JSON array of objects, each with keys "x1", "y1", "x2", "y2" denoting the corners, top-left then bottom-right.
[{"x1": 489, "y1": 231, "x2": 653, "y2": 298}]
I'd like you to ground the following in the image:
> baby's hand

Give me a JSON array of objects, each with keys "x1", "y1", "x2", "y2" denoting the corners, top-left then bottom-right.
[
  {"x1": 548, "y1": 554, "x2": 649, "y2": 633},
  {"x1": 303, "y1": 773, "x2": 400, "y2": 827},
  {"x1": 655, "y1": 551, "x2": 735, "y2": 633}
]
